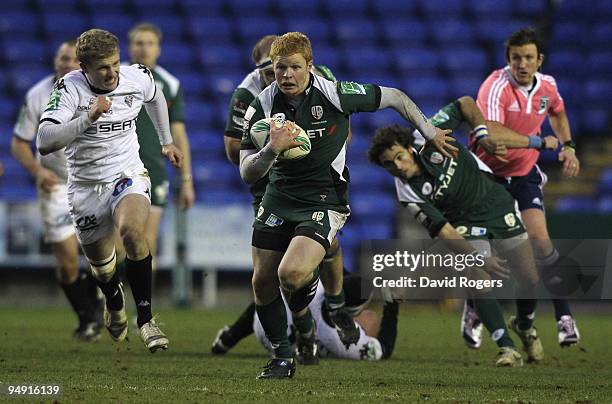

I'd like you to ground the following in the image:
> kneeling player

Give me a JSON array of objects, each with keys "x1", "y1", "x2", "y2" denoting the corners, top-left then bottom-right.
[
  {"x1": 368, "y1": 124, "x2": 544, "y2": 366},
  {"x1": 214, "y1": 275, "x2": 398, "y2": 361}
]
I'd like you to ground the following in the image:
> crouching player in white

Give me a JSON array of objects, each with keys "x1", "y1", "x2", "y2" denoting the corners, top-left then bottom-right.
[
  {"x1": 254, "y1": 275, "x2": 399, "y2": 361},
  {"x1": 37, "y1": 29, "x2": 183, "y2": 352}
]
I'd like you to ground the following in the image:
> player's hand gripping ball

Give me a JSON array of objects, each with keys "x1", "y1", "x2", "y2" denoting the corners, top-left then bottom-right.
[{"x1": 250, "y1": 116, "x2": 311, "y2": 160}]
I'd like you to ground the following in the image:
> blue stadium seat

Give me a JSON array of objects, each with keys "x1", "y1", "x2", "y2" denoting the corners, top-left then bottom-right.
[
  {"x1": 174, "y1": 72, "x2": 206, "y2": 98},
  {"x1": 344, "y1": 48, "x2": 391, "y2": 75},
  {"x1": 350, "y1": 73, "x2": 401, "y2": 90},
  {"x1": 550, "y1": 23, "x2": 587, "y2": 48},
  {"x1": 587, "y1": 51, "x2": 612, "y2": 78},
  {"x1": 235, "y1": 19, "x2": 283, "y2": 43},
  {"x1": 441, "y1": 48, "x2": 488, "y2": 75},
  {"x1": 365, "y1": 109, "x2": 409, "y2": 132},
  {"x1": 420, "y1": 0, "x2": 465, "y2": 16},
  {"x1": 136, "y1": 15, "x2": 185, "y2": 40},
  {"x1": 287, "y1": 19, "x2": 332, "y2": 44},
  {"x1": 4, "y1": 41, "x2": 49, "y2": 64},
  {"x1": 593, "y1": 0, "x2": 612, "y2": 17},
  {"x1": 431, "y1": 21, "x2": 476, "y2": 45},
  {"x1": 468, "y1": 0, "x2": 511, "y2": 16},
  {"x1": 277, "y1": 0, "x2": 321, "y2": 17},
  {"x1": 382, "y1": 19, "x2": 427, "y2": 46},
  {"x1": 188, "y1": 17, "x2": 233, "y2": 42},
  {"x1": 334, "y1": 18, "x2": 380, "y2": 46},
  {"x1": 553, "y1": 0, "x2": 589, "y2": 19},
  {"x1": 350, "y1": 192, "x2": 396, "y2": 218},
  {"x1": 41, "y1": 13, "x2": 88, "y2": 39},
  {"x1": 2, "y1": 0, "x2": 35, "y2": 11},
  {"x1": 189, "y1": 130, "x2": 225, "y2": 154},
  {"x1": 448, "y1": 75, "x2": 483, "y2": 98},
  {"x1": 0, "y1": 96, "x2": 19, "y2": 123},
  {"x1": 346, "y1": 135, "x2": 371, "y2": 163},
  {"x1": 546, "y1": 50, "x2": 584, "y2": 78},
  {"x1": 194, "y1": 161, "x2": 242, "y2": 188},
  {"x1": 207, "y1": 72, "x2": 245, "y2": 99},
  {"x1": 180, "y1": 0, "x2": 226, "y2": 16},
  {"x1": 597, "y1": 197, "x2": 612, "y2": 213},
  {"x1": 35, "y1": 0, "x2": 81, "y2": 12},
  {"x1": 394, "y1": 48, "x2": 440, "y2": 74},
  {"x1": 323, "y1": 0, "x2": 369, "y2": 16},
  {"x1": 373, "y1": 0, "x2": 417, "y2": 17},
  {"x1": 197, "y1": 190, "x2": 251, "y2": 206},
  {"x1": 8, "y1": 65, "x2": 49, "y2": 97},
  {"x1": 513, "y1": 0, "x2": 547, "y2": 17},
  {"x1": 0, "y1": 13, "x2": 39, "y2": 36},
  {"x1": 228, "y1": 0, "x2": 274, "y2": 15},
  {"x1": 83, "y1": 0, "x2": 128, "y2": 11},
  {"x1": 158, "y1": 42, "x2": 197, "y2": 69},
  {"x1": 357, "y1": 219, "x2": 394, "y2": 240},
  {"x1": 598, "y1": 168, "x2": 612, "y2": 193},
  {"x1": 131, "y1": 0, "x2": 177, "y2": 14},
  {"x1": 475, "y1": 20, "x2": 531, "y2": 46},
  {"x1": 349, "y1": 164, "x2": 394, "y2": 191},
  {"x1": 314, "y1": 46, "x2": 342, "y2": 74},
  {"x1": 90, "y1": 15, "x2": 135, "y2": 40},
  {"x1": 592, "y1": 23, "x2": 612, "y2": 47},
  {"x1": 584, "y1": 80, "x2": 612, "y2": 104},
  {"x1": 402, "y1": 76, "x2": 450, "y2": 102},
  {"x1": 184, "y1": 101, "x2": 217, "y2": 129},
  {"x1": 199, "y1": 45, "x2": 245, "y2": 70},
  {"x1": 580, "y1": 107, "x2": 609, "y2": 133},
  {"x1": 554, "y1": 196, "x2": 596, "y2": 213}
]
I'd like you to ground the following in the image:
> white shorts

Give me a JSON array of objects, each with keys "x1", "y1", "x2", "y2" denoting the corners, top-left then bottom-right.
[
  {"x1": 67, "y1": 171, "x2": 151, "y2": 245},
  {"x1": 38, "y1": 183, "x2": 75, "y2": 243}
]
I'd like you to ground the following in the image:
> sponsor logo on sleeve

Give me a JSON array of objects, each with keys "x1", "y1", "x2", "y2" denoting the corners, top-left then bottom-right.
[{"x1": 339, "y1": 81, "x2": 366, "y2": 95}]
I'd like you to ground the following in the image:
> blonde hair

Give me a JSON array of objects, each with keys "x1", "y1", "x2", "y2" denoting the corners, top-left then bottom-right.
[
  {"x1": 269, "y1": 32, "x2": 312, "y2": 64},
  {"x1": 76, "y1": 29, "x2": 119, "y2": 66}
]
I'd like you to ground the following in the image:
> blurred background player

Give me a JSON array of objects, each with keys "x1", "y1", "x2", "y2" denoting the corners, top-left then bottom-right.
[
  {"x1": 469, "y1": 27, "x2": 581, "y2": 348},
  {"x1": 123, "y1": 22, "x2": 195, "y2": 277},
  {"x1": 214, "y1": 34, "x2": 355, "y2": 366},
  {"x1": 240, "y1": 32, "x2": 454, "y2": 379},
  {"x1": 11, "y1": 39, "x2": 103, "y2": 342},
  {"x1": 37, "y1": 29, "x2": 183, "y2": 352}
]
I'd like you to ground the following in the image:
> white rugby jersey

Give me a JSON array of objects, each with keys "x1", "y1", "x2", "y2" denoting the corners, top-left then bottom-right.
[
  {"x1": 40, "y1": 64, "x2": 156, "y2": 183},
  {"x1": 14, "y1": 74, "x2": 69, "y2": 181}
]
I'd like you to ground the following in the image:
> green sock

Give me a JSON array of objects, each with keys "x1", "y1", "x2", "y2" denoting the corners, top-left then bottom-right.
[
  {"x1": 293, "y1": 309, "x2": 314, "y2": 338},
  {"x1": 255, "y1": 294, "x2": 293, "y2": 359},
  {"x1": 473, "y1": 298, "x2": 514, "y2": 348},
  {"x1": 324, "y1": 289, "x2": 345, "y2": 311}
]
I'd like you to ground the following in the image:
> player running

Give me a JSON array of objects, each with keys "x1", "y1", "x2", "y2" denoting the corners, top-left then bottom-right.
[
  {"x1": 11, "y1": 39, "x2": 103, "y2": 342},
  {"x1": 240, "y1": 32, "x2": 454, "y2": 379},
  {"x1": 217, "y1": 34, "x2": 359, "y2": 366},
  {"x1": 37, "y1": 29, "x2": 182, "y2": 352}
]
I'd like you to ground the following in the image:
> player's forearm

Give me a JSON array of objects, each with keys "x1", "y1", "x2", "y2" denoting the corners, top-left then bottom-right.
[
  {"x1": 549, "y1": 111, "x2": 572, "y2": 143},
  {"x1": 144, "y1": 88, "x2": 173, "y2": 146},
  {"x1": 36, "y1": 115, "x2": 91, "y2": 155},
  {"x1": 239, "y1": 146, "x2": 277, "y2": 184},
  {"x1": 170, "y1": 122, "x2": 192, "y2": 177},
  {"x1": 379, "y1": 87, "x2": 436, "y2": 140},
  {"x1": 457, "y1": 96, "x2": 485, "y2": 128},
  {"x1": 486, "y1": 121, "x2": 531, "y2": 148},
  {"x1": 224, "y1": 136, "x2": 241, "y2": 165},
  {"x1": 11, "y1": 137, "x2": 40, "y2": 176}
]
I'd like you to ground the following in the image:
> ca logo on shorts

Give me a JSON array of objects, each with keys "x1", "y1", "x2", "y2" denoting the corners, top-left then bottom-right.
[
  {"x1": 312, "y1": 211, "x2": 324, "y2": 222},
  {"x1": 504, "y1": 213, "x2": 516, "y2": 227}
]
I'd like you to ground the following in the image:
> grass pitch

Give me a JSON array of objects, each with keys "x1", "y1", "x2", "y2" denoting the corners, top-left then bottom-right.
[{"x1": 1, "y1": 306, "x2": 611, "y2": 403}]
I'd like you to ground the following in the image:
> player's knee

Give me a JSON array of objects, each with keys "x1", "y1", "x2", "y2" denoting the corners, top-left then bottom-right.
[
  {"x1": 252, "y1": 272, "x2": 277, "y2": 304},
  {"x1": 55, "y1": 262, "x2": 79, "y2": 284},
  {"x1": 119, "y1": 225, "x2": 145, "y2": 256},
  {"x1": 88, "y1": 250, "x2": 116, "y2": 283},
  {"x1": 278, "y1": 267, "x2": 306, "y2": 291}
]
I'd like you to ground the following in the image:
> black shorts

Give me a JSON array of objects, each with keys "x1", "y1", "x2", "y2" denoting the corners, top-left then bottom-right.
[{"x1": 495, "y1": 165, "x2": 547, "y2": 212}]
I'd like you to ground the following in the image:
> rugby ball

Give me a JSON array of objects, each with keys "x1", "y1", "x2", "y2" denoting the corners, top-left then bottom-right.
[{"x1": 249, "y1": 117, "x2": 311, "y2": 160}]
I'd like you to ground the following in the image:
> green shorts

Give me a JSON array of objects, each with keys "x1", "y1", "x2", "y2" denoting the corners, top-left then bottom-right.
[
  {"x1": 453, "y1": 191, "x2": 525, "y2": 240},
  {"x1": 252, "y1": 194, "x2": 349, "y2": 251}
]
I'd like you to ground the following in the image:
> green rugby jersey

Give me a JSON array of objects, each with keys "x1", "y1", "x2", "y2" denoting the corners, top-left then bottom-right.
[
  {"x1": 242, "y1": 74, "x2": 380, "y2": 209},
  {"x1": 136, "y1": 65, "x2": 185, "y2": 180},
  {"x1": 227, "y1": 66, "x2": 339, "y2": 208}
]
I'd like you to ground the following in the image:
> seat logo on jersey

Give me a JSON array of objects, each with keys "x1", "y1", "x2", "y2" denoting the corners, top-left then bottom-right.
[
  {"x1": 124, "y1": 95, "x2": 134, "y2": 108},
  {"x1": 538, "y1": 96, "x2": 549, "y2": 114},
  {"x1": 429, "y1": 152, "x2": 443, "y2": 164},
  {"x1": 312, "y1": 211, "x2": 325, "y2": 222},
  {"x1": 85, "y1": 117, "x2": 137, "y2": 134},
  {"x1": 265, "y1": 213, "x2": 284, "y2": 227},
  {"x1": 504, "y1": 213, "x2": 516, "y2": 228},
  {"x1": 311, "y1": 105, "x2": 323, "y2": 120},
  {"x1": 112, "y1": 178, "x2": 133, "y2": 197}
]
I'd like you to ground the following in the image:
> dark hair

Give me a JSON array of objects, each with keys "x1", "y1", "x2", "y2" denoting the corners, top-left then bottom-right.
[
  {"x1": 251, "y1": 35, "x2": 278, "y2": 64},
  {"x1": 76, "y1": 29, "x2": 119, "y2": 66},
  {"x1": 505, "y1": 27, "x2": 542, "y2": 61},
  {"x1": 128, "y1": 22, "x2": 163, "y2": 45},
  {"x1": 368, "y1": 125, "x2": 416, "y2": 166}
]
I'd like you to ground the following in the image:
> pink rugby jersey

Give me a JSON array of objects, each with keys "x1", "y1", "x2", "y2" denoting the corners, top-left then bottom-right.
[{"x1": 475, "y1": 66, "x2": 565, "y2": 177}]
